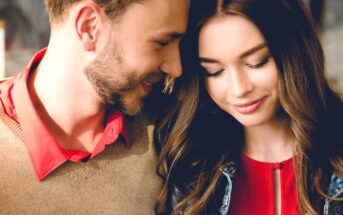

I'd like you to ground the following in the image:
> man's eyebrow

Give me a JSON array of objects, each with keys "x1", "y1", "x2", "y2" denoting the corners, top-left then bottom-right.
[
  {"x1": 239, "y1": 43, "x2": 267, "y2": 59},
  {"x1": 155, "y1": 31, "x2": 184, "y2": 39}
]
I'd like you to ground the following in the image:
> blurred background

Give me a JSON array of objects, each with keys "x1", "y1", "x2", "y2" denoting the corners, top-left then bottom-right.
[
  {"x1": 0, "y1": 0, "x2": 342, "y2": 92},
  {"x1": 0, "y1": 0, "x2": 49, "y2": 77}
]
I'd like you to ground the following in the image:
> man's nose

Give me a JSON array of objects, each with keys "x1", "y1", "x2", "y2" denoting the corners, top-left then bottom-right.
[{"x1": 160, "y1": 44, "x2": 182, "y2": 78}]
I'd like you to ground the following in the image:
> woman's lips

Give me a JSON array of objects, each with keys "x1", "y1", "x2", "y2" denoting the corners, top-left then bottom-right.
[{"x1": 233, "y1": 97, "x2": 266, "y2": 114}]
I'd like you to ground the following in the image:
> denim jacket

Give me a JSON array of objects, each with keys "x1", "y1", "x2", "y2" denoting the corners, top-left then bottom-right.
[
  {"x1": 173, "y1": 162, "x2": 343, "y2": 215},
  {"x1": 219, "y1": 162, "x2": 343, "y2": 215}
]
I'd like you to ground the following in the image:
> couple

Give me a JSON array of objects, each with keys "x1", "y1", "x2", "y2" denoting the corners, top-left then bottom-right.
[{"x1": 0, "y1": 0, "x2": 342, "y2": 214}]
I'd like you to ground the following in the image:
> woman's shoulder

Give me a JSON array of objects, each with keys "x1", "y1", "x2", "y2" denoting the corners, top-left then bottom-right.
[{"x1": 324, "y1": 173, "x2": 343, "y2": 215}]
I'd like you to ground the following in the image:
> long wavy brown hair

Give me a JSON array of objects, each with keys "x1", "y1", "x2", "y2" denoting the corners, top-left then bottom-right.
[{"x1": 154, "y1": 0, "x2": 343, "y2": 214}]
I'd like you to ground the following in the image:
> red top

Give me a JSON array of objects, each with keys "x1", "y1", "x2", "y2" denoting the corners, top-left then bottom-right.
[
  {"x1": 228, "y1": 154, "x2": 299, "y2": 215},
  {"x1": 0, "y1": 48, "x2": 129, "y2": 181}
]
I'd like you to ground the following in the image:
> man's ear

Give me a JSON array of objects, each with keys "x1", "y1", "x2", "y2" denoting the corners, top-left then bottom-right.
[{"x1": 75, "y1": 3, "x2": 103, "y2": 51}]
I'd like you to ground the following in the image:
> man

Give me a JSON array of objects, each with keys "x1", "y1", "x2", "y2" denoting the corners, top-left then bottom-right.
[{"x1": 0, "y1": 0, "x2": 189, "y2": 214}]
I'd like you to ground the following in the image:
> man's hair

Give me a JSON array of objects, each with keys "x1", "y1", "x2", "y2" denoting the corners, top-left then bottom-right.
[{"x1": 44, "y1": 0, "x2": 141, "y2": 22}]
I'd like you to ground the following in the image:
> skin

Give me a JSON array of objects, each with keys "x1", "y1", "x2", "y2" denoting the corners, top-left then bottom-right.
[
  {"x1": 85, "y1": 0, "x2": 190, "y2": 115},
  {"x1": 28, "y1": 0, "x2": 190, "y2": 152},
  {"x1": 198, "y1": 15, "x2": 294, "y2": 162}
]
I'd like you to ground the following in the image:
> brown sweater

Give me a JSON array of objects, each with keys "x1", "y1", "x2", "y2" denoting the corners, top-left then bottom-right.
[{"x1": 0, "y1": 102, "x2": 161, "y2": 215}]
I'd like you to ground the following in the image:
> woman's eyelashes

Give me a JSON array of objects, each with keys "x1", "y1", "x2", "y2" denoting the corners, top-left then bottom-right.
[
  {"x1": 202, "y1": 55, "x2": 271, "y2": 78},
  {"x1": 245, "y1": 55, "x2": 271, "y2": 69},
  {"x1": 203, "y1": 68, "x2": 225, "y2": 77}
]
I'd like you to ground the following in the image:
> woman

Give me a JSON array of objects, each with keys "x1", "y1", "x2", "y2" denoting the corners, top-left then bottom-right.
[{"x1": 154, "y1": 0, "x2": 343, "y2": 214}]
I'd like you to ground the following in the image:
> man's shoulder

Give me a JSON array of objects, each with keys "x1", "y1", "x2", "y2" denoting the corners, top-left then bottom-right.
[
  {"x1": 0, "y1": 87, "x2": 23, "y2": 142},
  {"x1": 0, "y1": 76, "x2": 16, "y2": 104},
  {"x1": 125, "y1": 112, "x2": 155, "y2": 138},
  {"x1": 0, "y1": 76, "x2": 16, "y2": 85},
  {"x1": 0, "y1": 106, "x2": 24, "y2": 152},
  {"x1": 125, "y1": 112, "x2": 154, "y2": 127}
]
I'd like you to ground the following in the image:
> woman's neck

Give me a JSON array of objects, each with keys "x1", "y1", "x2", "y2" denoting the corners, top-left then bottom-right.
[{"x1": 243, "y1": 117, "x2": 295, "y2": 163}]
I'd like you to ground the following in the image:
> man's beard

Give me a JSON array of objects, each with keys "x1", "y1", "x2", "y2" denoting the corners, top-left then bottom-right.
[
  {"x1": 84, "y1": 48, "x2": 143, "y2": 115},
  {"x1": 84, "y1": 45, "x2": 164, "y2": 115}
]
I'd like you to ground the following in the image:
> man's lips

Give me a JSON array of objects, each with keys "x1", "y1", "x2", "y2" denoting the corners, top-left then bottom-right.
[
  {"x1": 141, "y1": 84, "x2": 153, "y2": 95},
  {"x1": 141, "y1": 78, "x2": 161, "y2": 95},
  {"x1": 233, "y1": 97, "x2": 266, "y2": 114}
]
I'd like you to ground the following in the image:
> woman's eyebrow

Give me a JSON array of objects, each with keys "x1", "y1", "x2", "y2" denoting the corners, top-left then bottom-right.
[
  {"x1": 239, "y1": 43, "x2": 267, "y2": 59},
  {"x1": 198, "y1": 57, "x2": 220, "y2": 64},
  {"x1": 199, "y1": 43, "x2": 267, "y2": 64}
]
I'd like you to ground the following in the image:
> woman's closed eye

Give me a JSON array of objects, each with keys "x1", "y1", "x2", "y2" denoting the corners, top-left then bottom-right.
[
  {"x1": 202, "y1": 67, "x2": 225, "y2": 77},
  {"x1": 245, "y1": 55, "x2": 270, "y2": 69},
  {"x1": 200, "y1": 54, "x2": 271, "y2": 77}
]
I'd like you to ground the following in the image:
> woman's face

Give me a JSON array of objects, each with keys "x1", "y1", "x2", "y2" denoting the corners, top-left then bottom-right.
[{"x1": 198, "y1": 15, "x2": 280, "y2": 127}]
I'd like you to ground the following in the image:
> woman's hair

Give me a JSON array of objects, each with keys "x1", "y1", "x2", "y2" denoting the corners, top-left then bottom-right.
[{"x1": 154, "y1": 0, "x2": 343, "y2": 214}]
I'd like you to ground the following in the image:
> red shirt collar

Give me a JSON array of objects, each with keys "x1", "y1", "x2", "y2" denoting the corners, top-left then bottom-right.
[{"x1": 0, "y1": 48, "x2": 129, "y2": 181}]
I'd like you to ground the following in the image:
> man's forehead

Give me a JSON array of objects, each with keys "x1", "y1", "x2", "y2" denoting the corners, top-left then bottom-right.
[{"x1": 120, "y1": 0, "x2": 189, "y2": 37}]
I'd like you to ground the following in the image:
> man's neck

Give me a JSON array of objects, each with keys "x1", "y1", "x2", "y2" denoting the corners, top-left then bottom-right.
[{"x1": 27, "y1": 45, "x2": 107, "y2": 152}]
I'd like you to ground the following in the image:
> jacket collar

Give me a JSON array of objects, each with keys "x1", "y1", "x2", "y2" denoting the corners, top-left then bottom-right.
[{"x1": 328, "y1": 173, "x2": 343, "y2": 197}]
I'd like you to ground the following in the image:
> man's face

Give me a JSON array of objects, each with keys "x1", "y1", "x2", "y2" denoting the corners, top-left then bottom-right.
[{"x1": 85, "y1": 0, "x2": 190, "y2": 115}]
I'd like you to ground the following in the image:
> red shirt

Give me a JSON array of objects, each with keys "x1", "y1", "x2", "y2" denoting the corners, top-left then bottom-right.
[
  {"x1": 0, "y1": 48, "x2": 128, "y2": 181},
  {"x1": 228, "y1": 154, "x2": 299, "y2": 215}
]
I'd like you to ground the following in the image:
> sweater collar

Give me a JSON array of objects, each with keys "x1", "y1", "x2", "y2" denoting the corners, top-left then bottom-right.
[{"x1": 3, "y1": 48, "x2": 129, "y2": 181}]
